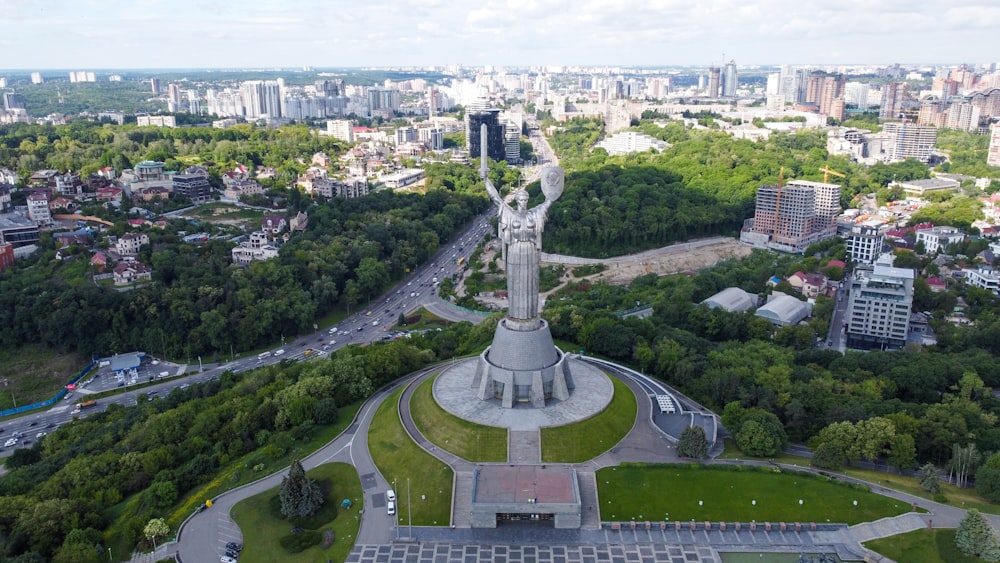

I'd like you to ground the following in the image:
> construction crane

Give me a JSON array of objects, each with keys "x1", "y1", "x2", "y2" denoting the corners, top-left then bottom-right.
[{"x1": 818, "y1": 166, "x2": 845, "y2": 183}]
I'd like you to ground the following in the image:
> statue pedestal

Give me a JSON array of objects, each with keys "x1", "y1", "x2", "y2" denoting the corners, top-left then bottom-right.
[{"x1": 471, "y1": 318, "x2": 573, "y2": 408}]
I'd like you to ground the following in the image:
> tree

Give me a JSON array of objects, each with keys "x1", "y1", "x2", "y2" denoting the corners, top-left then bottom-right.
[
  {"x1": 279, "y1": 459, "x2": 323, "y2": 519},
  {"x1": 887, "y1": 434, "x2": 917, "y2": 472},
  {"x1": 677, "y1": 425, "x2": 709, "y2": 458},
  {"x1": 918, "y1": 463, "x2": 941, "y2": 495},
  {"x1": 955, "y1": 509, "x2": 1000, "y2": 561},
  {"x1": 948, "y1": 443, "x2": 982, "y2": 489},
  {"x1": 143, "y1": 518, "x2": 169, "y2": 550},
  {"x1": 976, "y1": 453, "x2": 1000, "y2": 503}
]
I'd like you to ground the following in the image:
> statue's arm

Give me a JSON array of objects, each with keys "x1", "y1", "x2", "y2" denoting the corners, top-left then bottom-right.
[{"x1": 484, "y1": 176, "x2": 505, "y2": 208}]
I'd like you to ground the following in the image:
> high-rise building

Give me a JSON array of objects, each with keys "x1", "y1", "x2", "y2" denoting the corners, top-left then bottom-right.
[
  {"x1": 3, "y1": 93, "x2": 26, "y2": 111},
  {"x1": 845, "y1": 257, "x2": 914, "y2": 350},
  {"x1": 707, "y1": 67, "x2": 721, "y2": 97},
  {"x1": 943, "y1": 102, "x2": 981, "y2": 132},
  {"x1": 722, "y1": 60, "x2": 738, "y2": 97},
  {"x1": 880, "y1": 82, "x2": 905, "y2": 120},
  {"x1": 367, "y1": 88, "x2": 401, "y2": 117},
  {"x1": 880, "y1": 122, "x2": 936, "y2": 162},
  {"x1": 739, "y1": 180, "x2": 841, "y2": 253},
  {"x1": 988, "y1": 123, "x2": 1000, "y2": 167},
  {"x1": 326, "y1": 120, "x2": 354, "y2": 143},
  {"x1": 150, "y1": 78, "x2": 160, "y2": 93},
  {"x1": 30, "y1": 72, "x2": 43, "y2": 84},
  {"x1": 187, "y1": 90, "x2": 200, "y2": 114},
  {"x1": 241, "y1": 80, "x2": 282, "y2": 118},
  {"x1": 168, "y1": 83, "x2": 183, "y2": 112},
  {"x1": 467, "y1": 109, "x2": 506, "y2": 163},
  {"x1": 844, "y1": 82, "x2": 870, "y2": 110}
]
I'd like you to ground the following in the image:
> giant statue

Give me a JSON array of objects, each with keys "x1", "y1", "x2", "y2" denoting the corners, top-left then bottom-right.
[
  {"x1": 472, "y1": 124, "x2": 573, "y2": 407},
  {"x1": 483, "y1": 164, "x2": 563, "y2": 328}
]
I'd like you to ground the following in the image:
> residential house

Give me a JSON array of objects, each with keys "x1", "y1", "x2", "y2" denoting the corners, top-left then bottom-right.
[
  {"x1": 49, "y1": 196, "x2": 76, "y2": 212},
  {"x1": 49, "y1": 172, "x2": 82, "y2": 197},
  {"x1": 223, "y1": 179, "x2": 263, "y2": 200},
  {"x1": 0, "y1": 184, "x2": 12, "y2": 213},
  {"x1": 137, "y1": 186, "x2": 170, "y2": 201},
  {"x1": 113, "y1": 261, "x2": 152, "y2": 286},
  {"x1": 311, "y1": 152, "x2": 332, "y2": 168},
  {"x1": 116, "y1": 232, "x2": 149, "y2": 256},
  {"x1": 262, "y1": 214, "x2": 287, "y2": 236},
  {"x1": 926, "y1": 276, "x2": 947, "y2": 293},
  {"x1": 96, "y1": 186, "x2": 124, "y2": 202},
  {"x1": 801, "y1": 272, "x2": 829, "y2": 299},
  {"x1": 916, "y1": 226, "x2": 965, "y2": 254},
  {"x1": 786, "y1": 271, "x2": 807, "y2": 292},
  {"x1": 255, "y1": 166, "x2": 277, "y2": 180},
  {"x1": 965, "y1": 267, "x2": 1000, "y2": 296},
  {"x1": 289, "y1": 211, "x2": 308, "y2": 232},
  {"x1": 28, "y1": 169, "x2": 59, "y2": 187},
  {"x1": 0, "y1": 168, "x2": 17, "y2": 185},
  {"x1": 54, "y1": 228, "x2": 92, "y2": 247},
  {"x1": 97, "y1": 166, "x2": 116, "y2": 180},
  {"x1": 172, "y1": 173, "x2": 212, "y2": 202},
  {"x1": 231, "y1": 231, "x2": 279, "y2": 265}
]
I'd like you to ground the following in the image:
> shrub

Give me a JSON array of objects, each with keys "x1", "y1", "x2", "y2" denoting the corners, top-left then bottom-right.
[{"x1": 278, "y1": 530, "x2": 322, "y2": 553}]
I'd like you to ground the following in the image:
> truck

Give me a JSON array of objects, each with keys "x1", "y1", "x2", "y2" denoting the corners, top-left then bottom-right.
[{"x1": 73, "y1": 400, "x2": 97, "y2": 413}]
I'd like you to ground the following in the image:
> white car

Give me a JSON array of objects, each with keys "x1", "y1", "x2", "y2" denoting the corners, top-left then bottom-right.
[
  {"x1": 328, "y1": 326, "x2": 338, "y2": 334},
  {"x1": 3, "y1": 438, "x2": 17, "y2": 447},
  {"x1": 387, "y1": 500, "x2": 396, "y2": 516},
  {"x1": 274, "y1": 349, "x2": 286, "y2": 356},
  {"x1": 386, "y1": 489, "x2": 396, "y2": 502}
]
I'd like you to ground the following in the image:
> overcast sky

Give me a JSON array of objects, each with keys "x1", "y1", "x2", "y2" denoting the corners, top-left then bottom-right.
[{"x1": 3, "y1": 0, "x2": 998, "y2": 69}]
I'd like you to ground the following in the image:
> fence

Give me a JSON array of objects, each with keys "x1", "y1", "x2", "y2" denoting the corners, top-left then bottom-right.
[{"x1": 0, "y1": 361, "x2": 94, "y2": 418}]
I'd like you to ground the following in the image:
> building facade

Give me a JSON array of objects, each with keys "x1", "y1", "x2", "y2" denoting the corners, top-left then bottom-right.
[
  {"x1": 172, "y1": 173, "x2": 213, "y2": 202},
  {"x1": 845, "y1": 259, "x2": 914, "y2": 350},
  {"x1": 740, "y1": 180, "x2": 841, "y2": 253},
  {"x1": 989, "y1": 123, "x2": 1000, "y2": 168},
  {"x1": 846, "y1": 225, "x2": 885, "y2": 264},
  {"x1": 467, "y1": 110, "x2": 506, "y2": 163}
]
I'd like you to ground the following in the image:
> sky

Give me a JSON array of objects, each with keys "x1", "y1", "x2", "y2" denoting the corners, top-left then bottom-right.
[{"x1": 3, "y1": 0, "x2": 999, "y2": 69}]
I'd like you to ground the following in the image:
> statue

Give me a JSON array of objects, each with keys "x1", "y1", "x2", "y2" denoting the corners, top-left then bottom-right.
[
  {"x1": 473, "y1": 124, "x2": 573, "y2": 407},
  {"x1": 483, "y1": 166, "x2": 563, "y2": 325}
]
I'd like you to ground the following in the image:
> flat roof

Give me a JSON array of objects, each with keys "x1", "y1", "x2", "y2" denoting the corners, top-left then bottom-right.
[
  {"x1": 110, "y1": 353, "x2": 142, "y2": 372},
  {"x1": 474, "y1": 466, "x2": 576, "y2": 505}
]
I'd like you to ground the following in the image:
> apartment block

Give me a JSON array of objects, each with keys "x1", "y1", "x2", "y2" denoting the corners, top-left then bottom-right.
[
  {"x1": 916, "y1": 226, "x2": 965, "y2": 254},
  {"x1": 966, "y1": 268, "x2": 1000, "y2": 296},
  {"x1": 989, "y1": 123, "x2": 1000, "y2": 167},
  {"x1": 846, "y1": 225, "x2": 885, "y2": 265},
  {"x1": 845, "y1": 259, "x2": 914, "y2": 350},
  {"x1": 740, "y1": 180, "x2": 841, "y2": 253}
]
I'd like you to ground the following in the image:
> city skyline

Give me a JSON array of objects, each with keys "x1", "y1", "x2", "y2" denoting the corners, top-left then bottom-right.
[{"x1": 2, "y1": 0, "x2": 999, "y2": 70}]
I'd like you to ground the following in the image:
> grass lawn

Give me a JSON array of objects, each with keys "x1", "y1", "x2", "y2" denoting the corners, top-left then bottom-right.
[
  {"x1": 541, "y1": 375, "x2": 636, "y2": 463},
  {"x1": 720, "y1": 439, "x2": 1000, "y2": 516},
  {"x1": 231, "y1": 462, "x2": 362, "y2": 563},
  {"x1": 410, "y1": 376, "x2": 506, "y2": 462},
  {"x1": 368, "y1": 387, "x2": 453, "y2": 526},
  {"x1": 596, "y1": 464, "x2": 912, "y2": 524},
  {"x1": 865, "y1": 528, "x2": 988, "y2": 563},
  {"x1": 0, "y1": 344, "x2": 88, "y2": 411}
]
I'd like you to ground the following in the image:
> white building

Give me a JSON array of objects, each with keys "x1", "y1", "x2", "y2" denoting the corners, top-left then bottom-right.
[
  {"x1": 594, "y1": 131, "x2": 670, "y2": 156},
  {"x1": 326, "y1": 120, "x2": 354, "y2": 143},
  {"x1": 846, "y1": 225, "x2": 885, "y2": 265},
  {"x1": 754, "y1": 294, "x2": 811, "y2": 327},
  {"x1": 116, "y1": 232, "x2": 150, "y2": 256},
  {"x1": 26, "y1": 193, "x2": 51, "y2": 225},
  {"x1": 845, "y1": 258, "x2": 914, "y2": 350},
  {"x1": 701, "y1": 287, "x2": 756, "y2": 313},
  {"x1": 989, "y1": 123, "x2": 1000, "y2": 168},
  {"x1": 916, "y1": 226, "x2": 965, "y2": 254},
  {"x1": 965, "y1": 267, "x2": 1000, "y2": 295},
  {"x1": 231, "y1": 231, "x2": 279, "y2": 265}
]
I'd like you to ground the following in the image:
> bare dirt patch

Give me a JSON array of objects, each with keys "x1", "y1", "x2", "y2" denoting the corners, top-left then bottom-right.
[{"x1": 0, "y1": 345, "x2": 88, "y2": 410}]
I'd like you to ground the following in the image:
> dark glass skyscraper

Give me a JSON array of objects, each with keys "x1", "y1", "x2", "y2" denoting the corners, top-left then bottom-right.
[{"x1": 467, "y1": 109, "x2": 506, "y2": 162}]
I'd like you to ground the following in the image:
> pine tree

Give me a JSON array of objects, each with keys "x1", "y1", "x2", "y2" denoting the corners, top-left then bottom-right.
[
  {"x1": 917, "y1": 463, "x2": 941, "y2": 495},
  {"x1": 956, "y1": 509, "x2": 1000, "y2": 561},
  {"x1": 279, "y1": 460, "x2": 324, "y2": 518},
  {"x1": 677, "y1": 425, "x2": 709, "y2": 459}
]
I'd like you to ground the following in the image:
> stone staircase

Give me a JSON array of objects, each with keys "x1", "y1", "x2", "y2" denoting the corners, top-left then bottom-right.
[
  {"x1": 846, "y1": 512, "x2": 927, "y2": 543},
  {"x1": 576, "y1": 470, "x2": 601, "y2": 529}
]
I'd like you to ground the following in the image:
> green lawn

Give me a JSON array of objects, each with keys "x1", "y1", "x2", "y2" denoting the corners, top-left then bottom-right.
[
  {"x1": 367, "y1": 387, "x2": 453, "y2": 526},
  {"x1": 720, "y1": 438, "x2": 1000, "y2": 515},
  {"x1": 541, "y1": 375, "x2": 636, "y2": 462},
  {"x1": 865, "y1": 528, "x2": 988, "y2": 563},
  {"x1": 410, "y1": 376, "x2": 507, "y2": 462},
  {"x1": 230, "y1": 462, "x2": 362, "y2": 563},
  {"x1": 596, "y1": 464, "x2": 911, "y2": 524}
]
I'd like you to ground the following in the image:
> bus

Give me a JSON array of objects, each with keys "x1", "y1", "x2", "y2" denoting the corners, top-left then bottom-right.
[{"x1": 456, "y1": 256, "x2": 465, "y2": 267}]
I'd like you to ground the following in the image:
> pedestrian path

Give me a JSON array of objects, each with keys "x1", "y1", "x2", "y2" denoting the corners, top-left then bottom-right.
[
  {"x1": 844, "y1": 512, "x2": 928, "y2": 543},
  {"x1": 508, "y1": 430, "x2": 540, "y2": 464}
]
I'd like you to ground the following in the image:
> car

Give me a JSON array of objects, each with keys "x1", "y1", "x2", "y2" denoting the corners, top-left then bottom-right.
[
  {"x1": 226, "y1": 542, "x2": 243, "y2": 552},
  {"x1": 328, "y1": 326, "x2": 338, "y2": 334},
  {"x1": 29, "y1": 421, "x2": 37, "y2": 427},
  {"x1": 386, "y1": 489, "x2": 396, "y2": 502},
  {"x1": 387, "y1": 500, "x2": 396, "y2": 515},
  {"x1": 63, "y1": 392, "x2": 72, "y2": 400},
  {"x1": 36, "y1": 432, "x2": 46, "y2": 438},
  {"x1": 225, "y1": 549, "x2": 240, "y2": 559},
  {"x1": 3, "y1": 438, "x2": 16, "y2": 447},
  {"x1": 221, "y1": 557, "x2": 238, "y2": 563}
]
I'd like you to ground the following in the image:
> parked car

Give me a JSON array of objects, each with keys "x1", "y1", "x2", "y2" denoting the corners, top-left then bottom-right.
[{"x1": 387, "y1": 500, "x2": 396, "y2": 516}]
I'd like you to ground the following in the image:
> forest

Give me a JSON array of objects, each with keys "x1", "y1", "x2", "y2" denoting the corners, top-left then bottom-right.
[{"x1": 0, "y1": 331, "x2": 487, "y2": 563}]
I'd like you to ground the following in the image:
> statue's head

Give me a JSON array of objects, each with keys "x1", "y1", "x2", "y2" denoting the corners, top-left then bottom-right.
[{"x1": 515, "y1": 189, "x2": 529, "y2": 210}]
